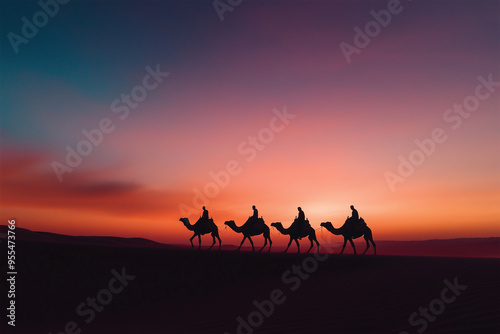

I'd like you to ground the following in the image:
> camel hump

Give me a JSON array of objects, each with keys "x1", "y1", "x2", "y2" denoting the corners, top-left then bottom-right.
[
  {"x1": 351, "y1": 218, "x2": 367, "y2": 234},
  {"x1": 245, "y1": 216, "x2": 264, "y2": 226}
]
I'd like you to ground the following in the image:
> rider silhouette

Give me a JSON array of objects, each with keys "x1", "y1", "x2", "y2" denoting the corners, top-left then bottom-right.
[
  {"x1": 202, "y1": 206, "x2": 209, "y2": 219},
  {"x1": 349, "y1": 205, "x2": 362, "y2": 232},
  {"x1": 252, "y1": 205, "x2": 258, "y2": 219},
  {"x1": 201, "y1": 206, "x2": 211, "y2": 229},
  {"x1": 350, "y1": 205, "x2": 359, "y2": 220},
  {"x1": 295, "y1": 207, "x2": 308, "y2": 234},
  {"x1": 297, "y1": 207, "x2": 305, "y2": 222},
  {"x1": 248, "y1": 205, "x2": 259, "y2": 226}
]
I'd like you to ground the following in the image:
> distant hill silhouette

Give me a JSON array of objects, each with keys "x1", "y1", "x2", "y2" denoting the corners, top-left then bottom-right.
[{"x1": 0, "y1": 225, "x2": 171, "y2": 248}]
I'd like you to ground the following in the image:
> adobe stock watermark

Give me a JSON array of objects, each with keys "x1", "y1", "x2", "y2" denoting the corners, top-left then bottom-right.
[
  {"x1": 51, "y1": 64, "x2": 169, "y2": 182},
  {"x1": 339, "y1": 0, "x2": 411, "y2": 64},
  {"x1": 178, "y1": 106, "x2": 296, "y2": 217},
  {"x1": 48, "y1": 267, "x2": 135, "y2": 334},
  {"x1": 384, "y1": 73, "x2": 499, "y2": 192},
  {"x1": 399, "y1": 277, "x2": 467, "y2": 334},
  {"x1": 224, "y1": 233, "x2": 337, "y2": 334},
  {"x1": 7, "y1": 0, "x2": 70, "y2": 54},
  {"x1": 213, "y1": 0, "x2": 243, "y2": 21}
]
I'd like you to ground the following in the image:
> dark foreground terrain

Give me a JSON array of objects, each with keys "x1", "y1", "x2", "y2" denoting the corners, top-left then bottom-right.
[{"x1": 2, "y1": 238, "x2": 499, "y2": 334}]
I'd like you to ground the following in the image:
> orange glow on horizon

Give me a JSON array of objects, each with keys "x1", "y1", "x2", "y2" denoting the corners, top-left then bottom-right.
[{"x1": 1, "y1": 144, "x2": 499, "y2": 246}]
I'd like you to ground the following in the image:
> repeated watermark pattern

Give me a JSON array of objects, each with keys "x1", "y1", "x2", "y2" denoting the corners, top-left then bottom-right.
[
  {"x1": 224, "y1": 233, "x2": 338, "y2": 334},
  {"x1": 178, "y1": 106, "x2": 296, "y2": 217},
  {"x1": 399, "y1": 277, "x2": 468, "y2": 334},
  {"x1": 51, "y1": 64, "x2": 169, "y2": 182},
  {"x1": 385, "y1": 73, "x2": 499, "y2": 192},
  {"x1": 213, "y1": 0, "x2": 243, "y2": 22},
  {"x1": 7, "y1": 0, "x2": 71, "y2": 54},
  {"x1": 340, "y1": 0, "x2": 411, "y2": 64},
  {"x1": 48, "y1": 267, "x2": 135, "y2": 334}
]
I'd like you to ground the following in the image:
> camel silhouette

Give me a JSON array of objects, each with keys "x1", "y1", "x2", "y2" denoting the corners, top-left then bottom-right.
[
  {"x1": 224, "y1": 218, "x2": 272, "y2": 252},
  {"x1": 320, "y1": 218, "x2": 376, "y2": 255},
  {"x1": 270, "y1": 221, "x2": 320, "y2": 253},
  {"x1": 180, "y1": 217, "x2": 221, "y2": 250}
]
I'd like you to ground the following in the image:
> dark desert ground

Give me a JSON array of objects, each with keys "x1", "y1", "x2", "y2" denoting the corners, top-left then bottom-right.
[{"x1": 1, "y1": 226, "x2": 499, "y2": 334}]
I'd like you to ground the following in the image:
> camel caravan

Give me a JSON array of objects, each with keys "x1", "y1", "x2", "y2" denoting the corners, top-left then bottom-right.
[{"x1": 180, "y1": 205, "x2": 376, "y2": 255}]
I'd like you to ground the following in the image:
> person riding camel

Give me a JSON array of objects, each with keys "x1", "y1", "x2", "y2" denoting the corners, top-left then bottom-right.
[
  {"x1": 297, "y1": 207, "x2": 305, "y2": 222},
  {"x1": 201, "y1": 206, "x2": 210, "y2": 229},
  {"x1": 349, "y1": 205, "x2": 361, "y2": 232},
  {"x1": 202, "y1": 206, "x2": 209, "y2": 220},
  {"x1": 249, "y1": 205, "x2": 259, "y2": 226},
  {"x1": 294, "y1": 207, "x2": 309, "y2": 234},
  {"x1": 350, "y1": 205, "x2": 359, "y2": 221},
  {"x1": 252, "y1": 205, "x2": 258, "y2": 219}
]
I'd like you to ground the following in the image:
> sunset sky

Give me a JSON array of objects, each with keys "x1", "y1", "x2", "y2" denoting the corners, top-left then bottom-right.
[{"x1": 1, "y1": 0, "x2": 499, "y2": 246}]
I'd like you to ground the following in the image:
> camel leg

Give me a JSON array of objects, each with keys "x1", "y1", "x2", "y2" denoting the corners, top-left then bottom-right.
[
  {"x1": 217, "y1": 234, "x2": 222, "y2": 250},
  {"x1": 365, "y1": 229, "x2": 376, "y2": 255},
  {"x1": 198, "y1": 235, "x2": 202, "y2": 249},
  {"x1": 306, "y1": 237, "x2": 314, "y2": 254},
  {"x1": 259, "y1": 236, "x2": 267, "y2": 252},
  {"x1": 348, "y1": 238, "x2": 356, "y2": 255},
  {"x1": 248, "y1": 236, "x2": 255, "y2": 252},
  {"x1": 310, "y1": 230, "x2": 320, "y2": 253},
  {"x1": 268, "y1": 237, "x2": 272, "y2": 252},
  {"x1": 363, "y1": 236, "x2": 370, "y2": 255},
  {"x1": 189, "y1": 235, "x2": 195, "y2": 249},
  {"x1": 340, "y1": 238, "x2": 347, "y2": 255},
  {"x1": 295, "y1": 239, "x2": 300, "y2": 254},
  {"x1": 237, "y1": 236, "x2": 247, "y2": 251},
  {"x1": 284, "y1": 237, "x2": 293, "y2": 253},
  {"x1": 209, "y1": 235, "x2": 216, "y2": 250}
]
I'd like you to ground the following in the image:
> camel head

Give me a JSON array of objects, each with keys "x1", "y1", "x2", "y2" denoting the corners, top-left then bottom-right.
[
  {"x1": 270, "y1": 222, "x2": 282, "y2": 228},
  {"x1": 320, "y1": 222, "x2": 333, "y2": 229},
  {"x1": 179, "y1": 217, "x2": 190, "y2": 226},
  {"x1": 224, "y1": 220, "x2": 235, "y2": 226}
]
